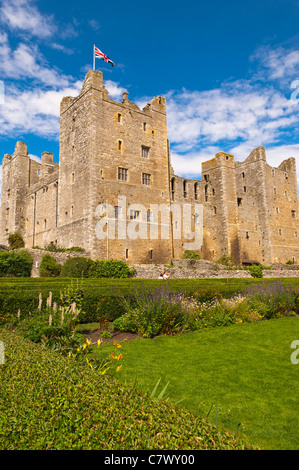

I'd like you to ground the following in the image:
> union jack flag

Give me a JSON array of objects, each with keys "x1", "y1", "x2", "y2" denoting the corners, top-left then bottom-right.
[{"x1": 94, "y1": 46, "x2": 115, "y2": 67}]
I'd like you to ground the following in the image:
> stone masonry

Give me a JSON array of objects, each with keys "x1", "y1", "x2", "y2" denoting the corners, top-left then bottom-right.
[{"x1": 0, "y1": 70, "x2": 298, "y2": 265}]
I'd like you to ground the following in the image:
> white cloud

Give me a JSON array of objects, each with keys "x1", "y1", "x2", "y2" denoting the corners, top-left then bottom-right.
[
  {"x1": 104, "y1": 80, "x2": 127, "y2": 100},
  {"x1": 166, "y1": 80, "x2": 296, "y2": 155},
  {"x1": 0, "y1": 0, "x2": 56, "y2": 38},
  {"x1": 0, "y1": 81, "x2": 83, "y2": 138},
  {"x1": 250, "y1": 45, "x2": 299, "y2": 87},
  {"x1": 0, "y1": 35, "x2": 73, "y2": 87}
]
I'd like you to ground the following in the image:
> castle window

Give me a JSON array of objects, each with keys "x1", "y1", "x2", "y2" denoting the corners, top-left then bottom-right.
[
  {"x1": 279, "y1": 228, "x2": 282, "y2": 235},
  {"x1": 213, "y1": 206, "x2": 217, "y2": 215},
  {"x1": 272, "y1": 169, "x2": 275, "y2": 176},
  {"x1": 291, "y1": 210, "x2": 296, "y2": 218},
  {"x1": 125, "y1": 249, "x2": 129, "y2": 259},
  {"x1": 143, "y1": 122, "x2": 146, "y2": 131},
  {"x1": 285, "y1": 191, "x2": 288, "y2": 198},
  {"x1": 205, "y1": 184, "x2": 208, "y2": 202},
  {"x1": 276, "y1": 207, "x2": 279, "y2": 215},
  {"x1": 6, "y1": 208, "x2": 9, "y2": 218},
  {"x1": 117, "y1": 113, "x2": 122, "y2": 123},
  {"x1": 71, "y1": 173, "x2": 75, "y2": 184},
  {"x1": 171, "y1": 177, "x2": 175, "y2": 201},
  {"x1": 71, "y1": 206, "x2": 74, "y2": 216},
  {"x1": 118, "y1": 167, "x2": 128, "y2": 181},
  {"x1": 242, "y1": 172, "x2": 245, "y2": 178},
  {"x1": 194, "y1": 183, "x2": 198, "y2": 200},
  {"x1": 147, "y1": 210, "x2": 153, "y2": 223},
  {"x1": 246, "y1": 231, "x2": 249, "y2": 239},
  {"x1": 118, "y1": 140, "x2": 122, "y2": 151},
  {"x1": 142, "y1": 173, "x2": 151, "y2": 185},
  {"x1": 142, "y1": 146, "x2": 150, "y2": 158},
  {"x1": 212, "y1": 188, "x2": 215, "y2": 196},
  {"x1": 226, "y1": 155, "x2": 229, "y2": 160},
  {"x1": 237, "y1": 197, "x2": 243, "y2": 207},
  {"x1": 243, "y1": 186, "x2": 246, "y2": 193},
  {"x1": 149, "y1": 249, "x2": 153, "y2": 260},
  {"x1": 7, "y1": 189, "x2": 10, "y2": 199},
  {"x1": 274, "y1": 187, "x2": 277, "y2": 194},
  {"x1": 44, "y1": 219, "x2": 47, "y2": 230},
  {"x1": 285, "y1": 173, "x2": 288, "y2": 180},
  {"x1": 115, "y1": 206, "x2": 122, "y2": 219},
  {"x1": 130, "y1": 210, "x2": 140, "y2": 220},
  {"x1": 204, "y1": 174, "x2": 209, "y2": 182},
  {"x1": 183, "y1": 180, "x2": 187, "y2": 198}
]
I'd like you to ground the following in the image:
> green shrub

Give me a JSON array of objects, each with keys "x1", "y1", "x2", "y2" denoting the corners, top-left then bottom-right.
[
  {"x1": 182, "y1": 250, "x2": 200, "y2": 260},
  {"x1": 0, "y1": 250, "x2": 32, "y2": 277},
  {"x1": 114, "y1": 284, "x2": 195, "y2": 338},
  {"x1": 60, "y1": 257, "x2": 94, "y2": 278},
  {"x1": 216, "y1": 255, "x2": 234, "y2": 266},
  {"x1": 39, "y1": 254, "x2": 61, "y2": 277},
  {"x1": 248, "y1": 265, "x2": 263, "y2": 278},
  {"x1": 113, "y1": 314, "x2": 138, "y2": 333},
  {"x1": 8, "y1": 232, "x2": 25, "y2": 250},
  {"x1": 90, "y1": 259, "x2": 134, "y2": 278},
  {"x1": 44, "y1": 243, "x2": 85, "y2": 253},
  {"x1": 243, "y1": 281, "x2": 299, "y2": 319}
]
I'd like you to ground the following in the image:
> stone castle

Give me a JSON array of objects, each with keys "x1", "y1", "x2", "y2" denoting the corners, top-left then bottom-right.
[{"x1": 0, "y1": 70, "x2": 298, "y2": 265}]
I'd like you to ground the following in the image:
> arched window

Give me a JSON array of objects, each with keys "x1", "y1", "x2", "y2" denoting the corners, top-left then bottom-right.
[
  {"x1": 171, "y1": 177, "x2": 175, "y2": 201},
  {"x1": 194, "y1": 183, "x2": 198, "y2": 200},
  {"x1": 183, "y1": 180, "x2": 187, "y2": 198}
]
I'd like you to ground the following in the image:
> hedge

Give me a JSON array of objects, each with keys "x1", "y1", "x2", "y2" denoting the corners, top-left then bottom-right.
[
  {"x1": 1, "y1": 277, "x2": 298, "y2": 326},
  {"x1": 60, "y1": 257, "x2": 134, "y2": 279},
  {"x1": 0, "y1": 328, "x2": 256, "y2": 450},
  {"x1": 0, "y1": 251, "x2": 33, "y2": 277},
  {"x1": 39, "y1": 254, "x2": 61, "y2": 277}
]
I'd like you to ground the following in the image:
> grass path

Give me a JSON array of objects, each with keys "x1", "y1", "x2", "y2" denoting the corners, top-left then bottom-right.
[{"x1": 96, "y1": 317, "x2": 299, "y2": 450}]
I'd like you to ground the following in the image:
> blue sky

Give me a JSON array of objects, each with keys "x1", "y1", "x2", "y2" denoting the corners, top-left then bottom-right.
[{"x1": 0, "y1": 0, "x2": 298, "y2": 194}]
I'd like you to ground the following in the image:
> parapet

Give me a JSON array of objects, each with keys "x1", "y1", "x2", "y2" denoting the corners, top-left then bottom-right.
[
  {"x1": 60, "y1": 70, "x2": 104, "y2": 114},
  {"x1": 278, "y1": 157, "x2": 296, "y2": 173},
  {"x1": 202, "y1": 152, "x2": 235, "y2": 172},
  {"x1": 245, "y1": 146, "x2": 266, "y2": 162},
  {"x1": 13, "y1": 141, "x2": 29, "y2": 157}
]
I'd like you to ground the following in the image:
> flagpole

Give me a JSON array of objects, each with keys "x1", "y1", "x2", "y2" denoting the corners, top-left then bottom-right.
[{"x1": 93, "y1": 45, "x2": 95, "y2": 71}]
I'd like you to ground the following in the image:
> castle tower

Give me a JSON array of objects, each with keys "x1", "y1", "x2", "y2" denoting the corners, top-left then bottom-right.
[
  {"x1": 201, "y1": 152, "x2": 241, "y2": 263},
  {"x1": 0, "y1": 141, "x2": 30, "y2": 245},
  {"x1": 58, "y1": 70, "x2": 173, "y2": 262}
]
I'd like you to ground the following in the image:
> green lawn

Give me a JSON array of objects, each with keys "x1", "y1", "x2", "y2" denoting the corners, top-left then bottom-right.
[{"x1": 95, "y1": 317, "x2": 299, "y2": 450}]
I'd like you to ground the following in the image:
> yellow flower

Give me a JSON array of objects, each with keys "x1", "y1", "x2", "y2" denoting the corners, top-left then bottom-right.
[
  {"x1": 97, "y1": 338, "x2": 102, "y2": 347},
  {"x1": 114, "y1": 341, "x2": 121, "y2": 349},
  {"x1": 86, "y1": 339, "x2": 92, "y2": 346},
  {"x1": 116, "y1": 364, "x2": 122, "y2": 372}
]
